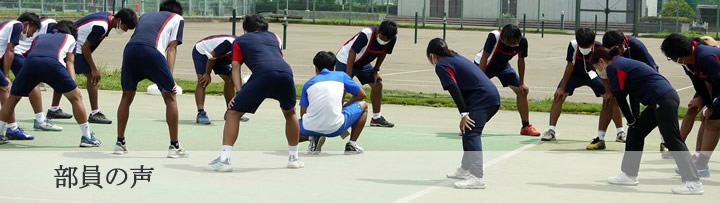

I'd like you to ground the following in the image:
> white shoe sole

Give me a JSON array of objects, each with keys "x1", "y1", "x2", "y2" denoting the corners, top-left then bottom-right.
[
  {"x1": 207, "y1": 166, "x2": 233, "y2": 172},
  {"x1": 167, "y1": 154, "x2": 190, "y2": 158},
  {"x1": 113, "y1": 150, "x2": 128, "y2": 155},
  {"x1": 79, "y1": 143, "x2": 101, "y2": 147},
  {"x1": 287, "y1": 162, "x2": 305, "y2": 169},
  {"x1": 344, "y1": 151, "x2": 363, "y2": 155},
  {"x1": 608, "y1": 179, "x2": 639, "y2": 186},
  {"x1": 36, "y1": 127, "x2": 63, "y2": 132},
  {"x1": 454, "y1": 184, "x2": 486, "y2": 189},
  {"x1": 446, "y1": 175, "x2": 469, "y2": 180},
  {"x1": 540, "y1": 137, "x2": 556, "y2": 141},
  {"x1": 672, "y1": 190, "x2": 704, "y2": 195}
]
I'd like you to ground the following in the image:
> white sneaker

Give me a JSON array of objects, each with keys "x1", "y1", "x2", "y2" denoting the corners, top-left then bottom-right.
[
  {"x1": 672, "y1": 181, "x2": 704, "y2": 195},
  {"x1": 616, "y1": 132, "x2": 627, "y2": 143},
  {"x1": 207, "y1": 157, "x2": 232, "y2": 172},
  {"x1": 453, "y1": 174, "x2": 486, "y2": 189},
  {"x1": 113, "y1": 141, "x2": 128, "y2": 155},
  {"x1": 287, "y1": 156, "x2": 305, "y2": 169},
  {"x1": 446, "y1": 167, "x2": 471, "y2": 179},
  {"x1": 607, "y1": 173, "x2": 638, "y2": 186},
  {"x1": 167, "y1": 144, "x2": 189, "y2": 158},
  {"x1": 540, "y1": 130, "x2": 556, "y2": 141}
]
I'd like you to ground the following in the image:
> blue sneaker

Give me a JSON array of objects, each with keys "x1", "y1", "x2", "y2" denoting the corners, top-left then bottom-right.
[
  {"x1": 6, "y1": 127, "x2": 34, "y2": 140},
  {"x1": 196, "y1": 111, "x2": 211, "y2": 125},
  {"x1": 0, "y1": 134, "x2": 8, "y2": 144},
  {"x1": 675, "y1": 166, "x2": 711, "y2": 178},
  {"x1": 79, "y1": 133, "x2": 101, "y2": 147},
  {"x1": 207, "y1": 156, "x2": 232, "y2": 172},
  {"x1": 224, "y1": 111, "x2": 250, "y2": 122}
]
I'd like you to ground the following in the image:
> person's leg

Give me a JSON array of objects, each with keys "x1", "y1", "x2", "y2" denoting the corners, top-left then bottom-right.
[
  {"x1": 162, "y1": 92, "x2": 179, "y2": 143},
  {"x1": 500, "y1": 66, "x2": 537, "y2": 135},
  {"x1": 219, "y1": 75, "x2": 234, "y2": 106},
  {"x1": 62, "y1": 89, "x2": 88, "y2": 124},
  {"x1": 454, "y1": 105, "x2": 498, "y2": 189},
  {"x1": 598, "y1": 96, "x2": 614, "y2": 138},
  {"x1": 696, "y1": 110, "x2": 720, "y2": 171},
  {"x1": 509, "y1": 85, "x2": 530, "y2": 126},
  {"x1": 620, "y1": 107, "x2": 657, "y2": 177},
  {"x1": 116, "y1": 91, "x2": 135, "y2": 141},
  {"x1": 653, "y1": 92, "x2": 699, "y2": 182},
  {"x1": 350, "y1": 102, "x2": 369, "y2": 142},
  {"x1": 695, "y1": 114, "x2": 707, "y2": 153},
  {"x1": 681, "y1": 106, "x2": 701, "y2": 141},
  {"x1": 282, "y1": 108, "x2": 300, "y2": 150},
  {"x1": 195, "y1": 74, "x2": 207, "y2": 110},
  {"x1": 85, "y1": 72, "x2": 101, "y2": 112}
]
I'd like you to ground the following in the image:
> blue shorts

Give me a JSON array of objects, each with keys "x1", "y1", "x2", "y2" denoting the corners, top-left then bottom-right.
[
  {"x1": 482, "y1": 63, "x2": 520, "y2": 87},
  {"x1": 192, "y1": 47, "x2": 232, "y2": 75},
  {"x1": 229, "y1": 70, "x2": 296, "y2": 113},
  {"x1": 335, "y1": 61, "x2": 378, "y2": 85},
  {"x1": 121, "y1": 44, "x2": 176, "y2": 93},
  {"x1": 557, "y1": 75, "x2": 606, "y2": 97},
  {"x1": 74, "y1": 53, "x2": 93, "y2": 75},
  {"x1": 11, "y1": 57, "x2": 77, "y2": 96},
  {"x1": 300, "y1": 102, "x2": 365, "y2": 137}
]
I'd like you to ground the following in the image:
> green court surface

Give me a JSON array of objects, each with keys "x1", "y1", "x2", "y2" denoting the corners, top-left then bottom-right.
[{"x1": 0, "y1": 90, "x2": 717, "y2": 203}]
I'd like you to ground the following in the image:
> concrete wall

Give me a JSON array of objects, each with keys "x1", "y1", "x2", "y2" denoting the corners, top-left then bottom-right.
[{"x1": 398, "y1": 0, "x2": 643, "y2": 23}]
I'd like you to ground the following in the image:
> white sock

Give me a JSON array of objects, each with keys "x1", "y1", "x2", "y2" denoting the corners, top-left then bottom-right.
[
  {"x1": 372, "y1": 113, "x2": 382, "y2": 119},
  {"x1": 49, "y1": 106, "x2": 60, "y2": 111},
  {"x1": 0, "y1": 121, "x2": 7, "y2": 136},
  {"x1": 7, "y1": 123, "x2": 18, "y2": 130},
  {"x1": 35, "y1": 112, "x2": 46, "y2": 123},
  {"x1": 349, "y1": 140, "x2": 358, "y2": 147},
  {"x1": 289, "y1": 146, "x2": 299, "y2": 158},
  {"x1": 79, "y1": 123, "x2": 90, "y2": 138},
  {"x1": 220, "y1": 145, "x2": 232, "y2": 161},
  {"x1": 598, "y1": 131, "x2": 606, "y2": 140},
  {"x1": 549, "y1": 126, "x2": 556, "y2": 132},
  {"x1": 617, "y1": 127, "x2": 624, "y2": 134},
  {"x1": 91, "y1": 109, "x2": 100, "y2": 115}
]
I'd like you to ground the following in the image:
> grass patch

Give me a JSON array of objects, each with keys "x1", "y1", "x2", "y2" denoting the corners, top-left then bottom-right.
[
  {"x1": 641, "y1": 31, "x2": 707, "y2": 39},
  {"x1": 269, "y1": 18, "x2": 570, "y2": 35},
  {"x1": 54, "y1": 68, "x2": 695, "y2": 119}
]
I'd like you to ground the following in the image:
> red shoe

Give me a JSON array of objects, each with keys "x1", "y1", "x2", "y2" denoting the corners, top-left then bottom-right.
[
  {"x1": 520, "y1": 124, "x2": 541, "y2": 136},
  {"x1": 692, "y1": 153, "x2": 698, "y2": 161}
]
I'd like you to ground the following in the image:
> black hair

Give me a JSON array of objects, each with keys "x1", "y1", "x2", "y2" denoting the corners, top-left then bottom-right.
[
  {"x1": 17, "y1": 12, "x2": 40, "y2": 27},
  {"x1": 53, "y1": 20, "x2": 78, "y2": 39},
  {"x1": 243, "y1": 14, "x2": 269, "y2": 32},
  {"x1": 661, "y1": 33, "x2": 693, "y2": 59},
  {"x1": 500, "y1": 24, "x2": 522, "y2": 45},
  {"x1": 159, "y1": 0, "x2": 183, "y2": 15},
  {"x1": 602, "y1": 30, "x2": 626, "y2": 48},
  {"x1": 591, "y1": 47, "x2": 623, "y2": 64},
  {"x1": 575, "y1": 27, "x2": 596, "y2": 47},
  {"x1": 426, "y1": 38, "x2": 456, "y2": 63},
  {"x1": 115, "y1": 8, "x2": 138, "y2": 29},
  {"x1": 313, "y1": 51, "x2": 336, "y2": 72},
  {"x1": 378, "y1": 20, "x2": 398, "y2": 39}
]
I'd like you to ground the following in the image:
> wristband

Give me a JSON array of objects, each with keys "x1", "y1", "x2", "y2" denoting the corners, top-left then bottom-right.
[{"x1": 460, "y1": 112, "x2": 469, "y2": 118}]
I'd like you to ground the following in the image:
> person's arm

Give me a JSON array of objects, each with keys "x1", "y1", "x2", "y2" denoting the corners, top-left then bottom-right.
[
  {"x1": 231, "y1": 41, "x2": 244, "y2": 91},
  {"x1": 374, "y1": 53, "x2": 386, "y2": 72},
  {"x1": 478, "y1": 51, "x2": 490, "y2": 72},
  {"x1": 166, "y1": 41, "x2": 179, "y2": 74},
  {"x1": 199, "y1": 51, "x2": 217, "y2": 88},
  {"x1": 447, "y1": 84, "x2": 469, "y2": 114},
  {"x1": 300, "y1": 107, "x2": 307, "y2": 117},
  {"x1": 343, "y1": 74, "x2": 366, "y2": 106},
  {"x1": 558, "y1": 62, "x2": 574, "y2": 91},
  {"x1": 346, "y1": 50, "x2": 356, "y2": 77},
  {"x1": 518, "y1": 56, "x2": 526, "y2": 84},
  {"x1": 615, "y1": 92, "x2": 637, "y2": 125},
  {"x1": 691, "y1": 76, "x2": 713, "y2": 108},
  {"x1": 81, "y1": 42, "x2": 100, "y2": 83},
  {"x1": 66, "y1": 53, "x2": 76, "y2": 80},
  {"x1": 3, "y1": 44, "x2": 14, "y2": 77},
  {"x1": 83, "y1": 25, "x2": 106, "y2": 84}
]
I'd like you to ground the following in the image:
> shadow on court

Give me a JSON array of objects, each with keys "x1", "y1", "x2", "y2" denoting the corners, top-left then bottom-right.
[{"x1": 357, "y1": 178, "x2": 448, "y2": 187}]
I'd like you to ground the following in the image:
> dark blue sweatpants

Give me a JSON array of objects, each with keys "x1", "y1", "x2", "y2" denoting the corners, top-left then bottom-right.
[{"x1": 461, "y1": 105, "x2": 499, "y2": 178}]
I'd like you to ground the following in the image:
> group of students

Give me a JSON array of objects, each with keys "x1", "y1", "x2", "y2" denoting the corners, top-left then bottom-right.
[
  {"x1": 0, "y1": 7, "x2": 138, "y2": 146},
  {"x1": 429, "y1": 24, "x2": 717, "y2": 194},
  {"x1": 0, "y1": 0, "x2": 713, "y2": 195}
]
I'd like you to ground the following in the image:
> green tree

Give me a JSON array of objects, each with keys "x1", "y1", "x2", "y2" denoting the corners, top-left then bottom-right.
[{"x1": 661, "y1": 0, "x2": 697, "y2": 20}]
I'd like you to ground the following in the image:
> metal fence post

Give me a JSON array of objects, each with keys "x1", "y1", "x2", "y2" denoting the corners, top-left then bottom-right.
[
  {"x1": 523, "y1": 13, "x2": 526, "y2": 36},
  {"x1": 415, "y1": 12, "x2": 418, "y2": 44},
  {"x1": 443, "y1": 12, "x2": 447, "y2": 40},
  {"x1": 541, "y1": 13, "x2": 545, "y2": 38}
]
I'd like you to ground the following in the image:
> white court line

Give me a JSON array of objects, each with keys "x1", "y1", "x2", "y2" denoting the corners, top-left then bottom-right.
[
  {"x1": 393, "y1": 140, "x2": 542, "y2": 203},
  {"x1": 676, "y1": 85, "x2": 694, "y2": 92},
  {"x1": 382, "y1": 69, "x2": 434, "y2": 76},
  {"x1": 0, "y1": 196, "x2": 96, "y2": 203}
]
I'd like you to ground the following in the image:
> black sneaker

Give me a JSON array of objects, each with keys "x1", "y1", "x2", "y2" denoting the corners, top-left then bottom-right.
[
  {"x1": 307, "y1": 136, "x2": 326, "y2": 155},
  {"x1": 47, "y1": 108, "x2": 73, "y2": 119},
  {"x1": 370, "y1": 116, "x2": 395, "y2": 128},
  {"x1": 344, "y1": 143, "x2": 364, "y2": 155},
  {"x1": 88, "y1": 112, "x2": 112, "y2": 124}
]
